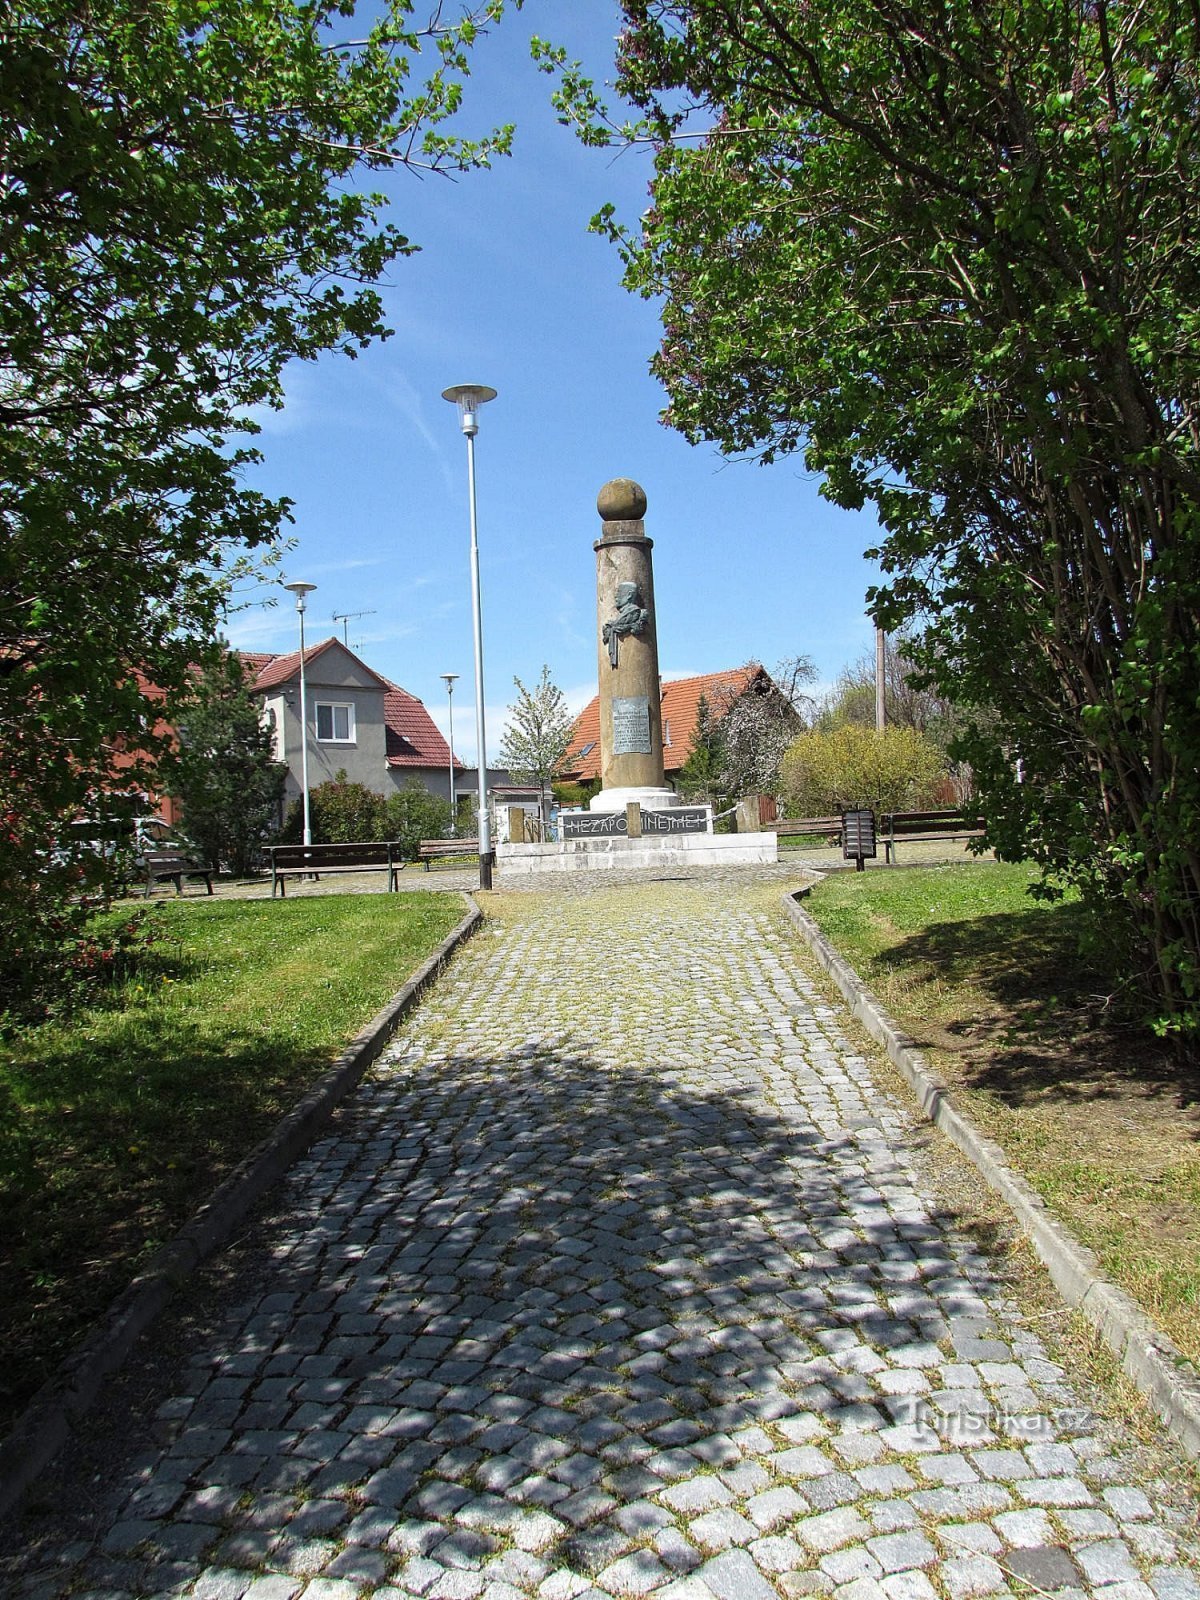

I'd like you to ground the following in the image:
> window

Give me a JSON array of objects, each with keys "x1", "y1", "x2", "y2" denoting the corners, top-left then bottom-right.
[{"x1": 315, "y1": 701, "x2": 355, "y2": 742}]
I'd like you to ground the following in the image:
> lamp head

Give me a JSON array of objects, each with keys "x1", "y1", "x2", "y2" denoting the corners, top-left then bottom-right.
[
  {"x1": 441, "y1": 672, "x2": 460, "y2": 693},
  {"x1": 283, "y1": 579, "x2": 317, "y2": 613},
  {"x1": 442, "y1": 383, "x2": 497, "y2": 438}
]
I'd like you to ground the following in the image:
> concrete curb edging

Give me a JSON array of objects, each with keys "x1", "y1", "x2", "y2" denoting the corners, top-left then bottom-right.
[
  {"x1": 781, "y1": 884, "x2": 1200, "y2": 1460},
  {"x1": 0, "y1": 897, "x2": 483, "y2": 1521}
]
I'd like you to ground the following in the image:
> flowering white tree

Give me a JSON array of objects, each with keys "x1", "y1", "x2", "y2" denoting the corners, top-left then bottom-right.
[{"x1": 499, "y1": 666, "x2": 576, "y2": 826}]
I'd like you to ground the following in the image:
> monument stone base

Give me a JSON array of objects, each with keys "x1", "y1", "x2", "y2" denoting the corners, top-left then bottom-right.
[
  {"x1": 588, "y1": 785, "x2": 681, "y2": 814},
  {"x1": 496, "y1": 832, "x2": 779, "y2": 876}
]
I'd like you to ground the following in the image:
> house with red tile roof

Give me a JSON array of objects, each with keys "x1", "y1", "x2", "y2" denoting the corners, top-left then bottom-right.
[
  {"x1": 240, "y1": 638, "x2": 462, "y2": 813},
  {"x1": 559, "y1": 664, "x2": 783, "y2": 790}
]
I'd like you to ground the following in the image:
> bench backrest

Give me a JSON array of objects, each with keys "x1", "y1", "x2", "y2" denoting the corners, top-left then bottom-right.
[
  {"x1": 144, "y1": 850, "x2": 202, "y2": 871},
  {"x1": 771, "y1": 816, "x2": 842, "y2": 836},
  {"x1": 269, "y1": 841, "x2": 398, "y2": 868},
  {"x1": 882, "y1": 810, "x2": 979, "y2": 835}
]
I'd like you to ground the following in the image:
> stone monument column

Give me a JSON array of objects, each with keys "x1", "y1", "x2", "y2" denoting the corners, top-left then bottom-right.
[{"x1": 590, "y1": 478, "x2": 679, "y2": 814}]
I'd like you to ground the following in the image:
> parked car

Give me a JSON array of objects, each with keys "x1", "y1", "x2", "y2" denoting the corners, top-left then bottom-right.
[{"x1": 52, "y1": 815, "x2": 190, "y2": 888}]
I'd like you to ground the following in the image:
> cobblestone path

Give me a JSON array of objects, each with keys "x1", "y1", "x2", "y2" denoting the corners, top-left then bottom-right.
[{"x1": 5, "y1": 872, "x2": 1199, "y2": 1600}]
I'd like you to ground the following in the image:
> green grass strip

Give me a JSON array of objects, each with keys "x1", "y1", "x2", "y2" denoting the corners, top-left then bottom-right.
[
  {"x1": 805, "y1": 862, "x2": 1200, "y2": 1368},
  {"x1": 0, "y1": 893, "x2": 463, "y2": 1429}
]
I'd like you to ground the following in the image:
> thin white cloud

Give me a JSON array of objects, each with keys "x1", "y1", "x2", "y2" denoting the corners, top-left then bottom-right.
[
  {"x1": 376, "y1": 367, "x2": 457, "y2": 498},
  {"x1": 303, "y1": 555, "x2": 388, "y2": 578}
]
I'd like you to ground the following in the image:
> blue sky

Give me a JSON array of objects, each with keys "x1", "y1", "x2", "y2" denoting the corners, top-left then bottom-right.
[{"x1": 228, "y1": 2, "x2": 884, "y2": 764}]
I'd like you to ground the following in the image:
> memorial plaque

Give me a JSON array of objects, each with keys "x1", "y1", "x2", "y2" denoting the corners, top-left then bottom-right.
[
  {"x1": 643, "y1": 806, "x2": 709, "y2": 835},
  {"x1": 562, "y1": 810, "x2": 627, "y2": 839},
  {"x1": 611, "y1": 696, "x2": 652, "y2": 756}
]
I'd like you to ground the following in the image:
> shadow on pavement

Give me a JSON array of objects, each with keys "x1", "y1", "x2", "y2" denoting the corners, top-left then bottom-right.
[{"x1": 3, "y1": 1042, "x2": 1004, "y2": 1596}]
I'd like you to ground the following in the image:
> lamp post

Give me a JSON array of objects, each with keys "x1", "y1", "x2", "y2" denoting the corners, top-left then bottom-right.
[
  {"x1": 283, "y1": 580, "x2": 317, "y2": 847},
  {"x1": 441, "y1": 672, "x2": 459, "y2": 835},
  {"x1": 442, "y1": 383, "x2": 497, "y2": 890}
]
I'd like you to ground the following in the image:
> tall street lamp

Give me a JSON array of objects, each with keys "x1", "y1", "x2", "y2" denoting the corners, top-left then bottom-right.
[
  {"x1": 441, "y1": 672, "x2": 459, "y2": 835},
  {"x1": 442, "y1": 383, "x2": 497, "y2": 890},
  {"x1": 283, "y1": 580, "x2": 317, "y2": 847}
]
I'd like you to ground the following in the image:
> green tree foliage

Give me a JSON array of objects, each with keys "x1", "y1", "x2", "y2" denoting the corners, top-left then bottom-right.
[
  {"x1": 676, "y1": 693, "x2": 727, "y2": 804},
  {"x1": 281, "y1": 775, "x2": 384, "y2": 845},
  {"x1": 542, "y1": 2, "x2": 1200, "y2": 1044},
  {"x1": 781, "y1": 725, "x2": 944, "y2": 820},
  {"x1": 0, "y1": 0, "x2": 514, "y2": 1008},
  {"x1": 499, "y1": 666, "x2": 575, "y2": 822},
  {"x1": 384, "y1": 783, "x2": 452, "y2": 860},
  {"x1": 171, "y1": 655, "x2": 287, "y2": 875}
]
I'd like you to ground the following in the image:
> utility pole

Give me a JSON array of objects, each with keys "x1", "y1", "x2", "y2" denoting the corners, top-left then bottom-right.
[{"x1": 875, "y1": 627, "x2": 887, "y2": 730}]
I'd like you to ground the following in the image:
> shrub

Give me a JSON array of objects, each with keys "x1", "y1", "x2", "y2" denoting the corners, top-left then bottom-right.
[
  {"x1": 384, "y1": 783, "x2": 452, "y2": 860},
  {"x1": 780, "y1": 724, "x2": 945, "y2": 818},
  {"x1": 279, "y1": 773, "x2": 385, "y2": 844}
]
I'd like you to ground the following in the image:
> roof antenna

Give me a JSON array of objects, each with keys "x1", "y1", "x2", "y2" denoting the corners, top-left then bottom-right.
[{"x1": 332, "y1": 609, "x2": 377, "y2": 647}]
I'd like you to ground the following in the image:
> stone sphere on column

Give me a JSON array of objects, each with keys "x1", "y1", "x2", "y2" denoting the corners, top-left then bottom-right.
[{"x1": 597, "y1": 478, "x2": 648, "y2": 523}]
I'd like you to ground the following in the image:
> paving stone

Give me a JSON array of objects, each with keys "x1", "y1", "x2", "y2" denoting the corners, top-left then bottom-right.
[
  {"x1": 192, "y1": 1573, "x2": 254, "y2": 1600},
  {"x1": 598, "y1": 1550, "x2": 672, "y2": 1596},
  {"x1": 937, "y1": 1556, "x2": 1006, "y2": 1597},
  {"x1": 1150, "y1": 1568, "x2": 1200, "y2": 1600},
  {"x1": 992, "y1": 1510, "x2": 1055, "y2": 1549},
  {"x1": 1104, "y1": 1488, "x2": 1156, "y2": 1521},
  {"x1": 428, "y1": 1572, "x2": 486, "y2": 1600},
  {"x1": 831, "y1": 1580, "x2": 889, "y2": 1600},
  {"x1": 821, "y1": 1549, "x2": 882, "y2": 1584},
  {"x1": 1076, "y1": 1539, "x2": 1141, "y2": 1585},
  {"x1": 653, "y1": 1529, "x2": 703, "y2": 1573},
  {"x1": 796, "y1": 1509, "x2": 871, "y2": 1554},
  {"x1": 745, "y1": 1486, "x2": 807, "y2": 1531},
  {"x1": 749, "y1": 1535, "x2": 806, "y2": 1574},
  {"x1": 1003, "y1": 1545, "x2": 1085, "y2": 1590},
  {"x1": 1015, "y1": 1477, "x2": 1094, "y2": 1508},
  {"x1": 661, "y1": 1478, "x2": 734, "y2": 1515},
  {"x1": 697, "y1": 1549, "x2": 780, "y2": 1600},
  {"x1": 324, "y1": 1545, "x2": 393, "y2": 1584},
  {"x1": 613, "y1": 1500, "x2": 674, "y2": 1537},
  {"x1": 866, "y1": 1534, "x2": 937, "y2": 1574},
  {"x1": 242, "y1": 1580, "x2": 302, "y2": 1600},
  {"x1": 688, "y1": 1509, "x2": 759, "y2": 1552}
]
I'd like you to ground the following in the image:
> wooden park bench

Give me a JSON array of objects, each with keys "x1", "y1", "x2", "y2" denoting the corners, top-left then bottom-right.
[
  {"x1": 143, "y1": 849, "x2": 215, "y2": 897},
  {"x1": 768, "y1": 816, "x2": 844, "y2": 846},
  {"x1": 267, "y1": 840, "x2": 405, "y2": 897},
  {"x1": 417, "y1": 838, "x2": 480, "y2": 870},
  {"x1": 880, "y1": 809, "x2": 985, "y2": 863}
]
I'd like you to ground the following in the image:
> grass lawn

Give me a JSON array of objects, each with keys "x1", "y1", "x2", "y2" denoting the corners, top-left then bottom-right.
[
  {"x1": 0, "y1": 892, "x2": 465, "y2": 1431},
  {"x1": 804, "y1": 861, "x2": 1200, "y2": 1369}
]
